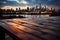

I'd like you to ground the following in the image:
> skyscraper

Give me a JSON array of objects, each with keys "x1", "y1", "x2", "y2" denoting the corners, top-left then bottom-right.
[
  {"x1": 27, "y1": 7, "x2": 29, "y2": 11},
  {"x1": 39, "y1": 3, "x2": 41, "y2": 10}
]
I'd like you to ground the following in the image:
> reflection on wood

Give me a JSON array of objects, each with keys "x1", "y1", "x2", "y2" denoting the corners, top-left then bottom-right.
[{"x1": 0, "y1": 17, "x2": 60, "y2": 40}]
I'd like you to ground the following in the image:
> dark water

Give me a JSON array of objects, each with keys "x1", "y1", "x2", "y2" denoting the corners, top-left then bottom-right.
[{"x1": 21, "y1": 15, "x2": 49, "y2": 18}]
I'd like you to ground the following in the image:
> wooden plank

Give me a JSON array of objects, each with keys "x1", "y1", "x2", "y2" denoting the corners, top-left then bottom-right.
[
  {"x1": 0, "y1": 22, "x2": 41, "y2": 40},
  {"x1": 0, "y1": 17, "x2": 60, "y2": 40}
]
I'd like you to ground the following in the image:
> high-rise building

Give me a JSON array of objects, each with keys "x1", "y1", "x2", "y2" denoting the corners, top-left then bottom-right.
[
  {"x1": 27, "y1": 7, "x2": 30, "y2": 12},
  {"x1": 51, "y1": 8, "x2": 53, "y2": 11},
  {"x1": 53, "y1": 8, "x2": 55, "y2": 12},
  {"x1": 30, "y1": 7, "x2": 35, "y2": 12},
  {"x1": 39, "y1": 3, "x2": 42, "y2": 10},
  {"x1": 35, "y1": 5, "x2": 38, "y2": 12},
  {"x1": 19, "y1": 8, "x2": 21, "y2": 10},
  {"x1": 16, "y1": 8, "x2": 18, "y2": 11},
  {"x1": 45, "y1": 6, "x2": 47, "y2": 10},
  {"x1": 39, "y1": 3, "x2": 42, "y2": 13},
  {"x1": 36, "y1": 5, "x2": 38, "y2": 9}
]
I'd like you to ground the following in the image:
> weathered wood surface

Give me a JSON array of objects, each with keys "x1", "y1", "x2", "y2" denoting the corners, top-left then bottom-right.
[{"x1": 0, "y1": 17, "x2": 60, "y2": 40}]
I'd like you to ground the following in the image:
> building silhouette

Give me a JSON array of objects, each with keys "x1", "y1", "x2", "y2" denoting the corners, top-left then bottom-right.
[{"x1": 0, "y1": 3, "x2": 60, "y2": 16}]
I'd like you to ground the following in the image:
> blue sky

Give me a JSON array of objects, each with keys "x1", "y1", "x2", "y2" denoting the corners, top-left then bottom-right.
[{"x1": 0, "y1": 0, "x2": 60, "y2": 8}]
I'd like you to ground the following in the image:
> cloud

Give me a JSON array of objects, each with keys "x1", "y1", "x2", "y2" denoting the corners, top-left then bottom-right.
[
  {"x1": 0, "y1": 0, "x2": 60, "y2": 8},
  {"x1": 17, "y1": 0, "x2": 28, "y2": 4},
  {"x1": 7, "y1": 0, "x2": 17, "y2": 1}
]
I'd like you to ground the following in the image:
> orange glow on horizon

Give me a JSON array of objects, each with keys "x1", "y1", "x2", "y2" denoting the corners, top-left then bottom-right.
[
  {"x1": 1, "y1": 5, "x2": 59, "y2": 11},
  {"x1": 1, "y1": 6, "x2": 32, "y2": 10}
]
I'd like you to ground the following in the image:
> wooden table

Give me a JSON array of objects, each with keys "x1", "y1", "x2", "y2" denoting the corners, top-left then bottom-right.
[{"x1": 0, "y1": 17, "x2": 60, "y2": 40}]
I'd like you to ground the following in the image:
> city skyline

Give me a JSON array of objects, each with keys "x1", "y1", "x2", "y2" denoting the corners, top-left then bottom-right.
[
  {"x1": 0, "y1": 4, "x2": 58, "y2": 11},
  {"x1": 0, "y1": 4, "x2": 53, "y2": 11}
]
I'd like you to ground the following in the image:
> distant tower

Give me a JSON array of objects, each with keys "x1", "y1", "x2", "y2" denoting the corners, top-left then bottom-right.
[
  {"x1": 11, "y1": 8, "x2": 13, "y2": 11},
  {"x1": 53, "y1": 8, "x2": 55, "y2": 12},
  {"x1": 39, "y1": 3, "x2": 42, "y2": 13},
  {"x1": 19, "y1": 8, "x2": 20, "y2": 10},
  {"x1": 36, "y1": 5, "x2": 38, "y2": 9},
  {"x1": 31, "y1": 7, "x2": 35, "y2": 12},
  {"x1": 16, "y1": 8, "x2": 18, "y2": 11},
  {"x1": 35, "y1": 5, "x2": 38, "y2": 12},
  {"x1": 45, "y1": 6, "x2": 47, "y2": 10},
  {"x1": 11, "y1": 8, "x2": 13, "y2": 13},
  {"x1": 27, "y1": 7, "x2": 29, "y2": 12},
  {"x1": 39, "y1": 3, "x2": 41, "y2": 10},
  {"x1": 51, "y1": 8, "x2": 53, "y2": 12}
]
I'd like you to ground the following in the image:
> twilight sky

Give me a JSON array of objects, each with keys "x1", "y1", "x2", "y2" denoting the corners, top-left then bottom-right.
[{"x1": 0, "y1": 0, "x2": 60, "y2": 9}]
